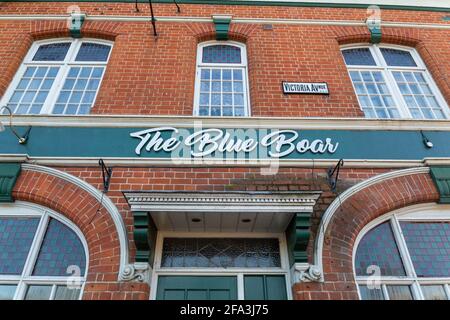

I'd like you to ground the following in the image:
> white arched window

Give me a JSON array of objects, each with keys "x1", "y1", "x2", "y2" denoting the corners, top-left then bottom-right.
[
  {"x1": 1, "y1": 38, "x2": 112, "y2": 115},
  {"x1": 354, "y1": 203, "x2": 450, "y2": 300},
  {"x1": 194, "y1": 42, "x2": 250, "y2": 117},
  {"x1": 0, "y1": 202, "x2": 88, "y2": 300},
  {"x1": 342, "y1": 44, "x2": 449, "y2": 120}
]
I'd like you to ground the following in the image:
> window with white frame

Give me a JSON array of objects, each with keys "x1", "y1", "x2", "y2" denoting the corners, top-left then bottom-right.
[
  {"x1": 194, "y1": 42, "x2": 250, "y2": 117},
  {"x1": 354, "y1": 204, "x2": 450, "y2": 300},
  {"x1": 0, "y1": 203, "x2": 87, "y2": 300},
  {"x1": 342, "y1": 45, "x2": 449, "y2": 120},
  {"x1": 0, "y1": 39, "x2": 112, "y2": 115}
]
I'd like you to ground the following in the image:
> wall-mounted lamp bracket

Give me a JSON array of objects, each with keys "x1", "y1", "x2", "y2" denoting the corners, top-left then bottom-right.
[
  {"x1": 327, "y1": 159, "x2": 344, "y2": 193},
  {"x1": 0, "y1": 106, "x2": 32, "y2": 145},
  {"x1": 99, "y1": 159, "x2": 113, "y2": 193},
  {"x1": 420, "y1": 130, "x2": 434, "y2": 149}
]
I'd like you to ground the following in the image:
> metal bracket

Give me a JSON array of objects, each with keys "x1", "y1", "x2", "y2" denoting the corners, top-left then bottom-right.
[
  {"x1": 98, "y1": 159, "x2": 113, "y2": 193},
  {"x1": 327, "y1": 159, "x2": 344, "y2": 193},
  {"x1": 0, "y1": 106, "x2": 32, "y2": 144}
]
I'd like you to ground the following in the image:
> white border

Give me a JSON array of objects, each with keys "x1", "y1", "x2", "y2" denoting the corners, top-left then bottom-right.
[
  {"x1": 193, "y1": 41, "x2": 251, "y2": 117},
  {"x1": 20, "y1": 163, "x2": 129, "y2": 280},
  {"x1": 352, "y1": 202, "x2": 450, "y2": 300},
  {"x1": 341, "y1": 43, "x2": 450, "y2": 120},
  {"x1": 150, "y1": 231, "x2": 292, "y2": 300},
  {"x1": 0, "y1": 38, "x2": 113, "y2": 115},
  {"x1": 0, "y1": 201, "x2": 88, "y2": 300},
  {"x1": 313, "y1": 166, "x2": 430, "y2": 278}
]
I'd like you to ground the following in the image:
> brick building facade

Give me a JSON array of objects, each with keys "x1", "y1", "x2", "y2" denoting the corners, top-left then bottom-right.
[{"x1": 0, "y1": 0, "x2": 449, "y2": 300}]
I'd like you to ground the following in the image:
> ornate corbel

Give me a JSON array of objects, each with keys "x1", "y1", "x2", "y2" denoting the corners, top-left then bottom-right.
[
  {"x1": 120, "y1": 262, "x2": 151, "y2": 283},
  {"x1": 292, "y1": 263, "x2": 322, "y2": 283}
]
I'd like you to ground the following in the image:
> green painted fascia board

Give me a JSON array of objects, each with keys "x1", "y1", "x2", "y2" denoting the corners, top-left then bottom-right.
[
  {"x1": 3, "y1": 1, "x2": 450, "y2": 13},
  {"x1": 430, "y1": 166, "x2": 450, "y2": 204},
  {"x1": 0, "y1": 163, "x2": 21, "y2": 203}
]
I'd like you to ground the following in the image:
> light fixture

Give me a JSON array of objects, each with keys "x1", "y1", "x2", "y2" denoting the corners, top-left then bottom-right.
[
  {"x1": 420, "y1": 130, "x2": 433, "y2": 148},
  {"x1": 0, "y1": 105, "x2": 31, "y2": 145}
]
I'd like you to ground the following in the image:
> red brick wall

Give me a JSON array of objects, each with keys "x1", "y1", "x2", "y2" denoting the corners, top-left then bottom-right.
[
  {"x1": 0, "y1": 2, "x2": 448, "y2": 117},
  {"x1": 293, "y1": 172, "x2": 439, "y2": 300}
]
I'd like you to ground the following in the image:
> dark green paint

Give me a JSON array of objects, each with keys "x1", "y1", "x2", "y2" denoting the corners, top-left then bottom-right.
[
  {"x1": 69, "y1": 13, "x2": 85, "y2": 38},
  {"x1": 4, "y1": 1, "x2": 450, "y2": 13},
  {"x1": 430, "y1": 166, "x2": 450, "y2": 204},
  {"x1": 244, "y1": 275, "x2": 287, "y2": 300},
  {"x1": 156, "y1": 276, "x2": 237, "y2": 300},
  {"x1": 132, "y1": 211, "x2": 157, "y2": 263},
  {"x1": 369, "y1": 26, "x2": 382, "y2": 44},
  {"x1": 1, "y1": 126, "x2": 450, "y2": 161},
  {"x1": 286, "y1": 212, "x2": 311, "y2": 264},
  {"x1": 0, "y1": 163, "x2": 21, "y2": 203},
  {"x1": 213, "y1": 16, "x2": 231, "y2": 41}
]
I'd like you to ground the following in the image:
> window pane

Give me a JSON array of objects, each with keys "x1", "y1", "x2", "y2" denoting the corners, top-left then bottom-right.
[
  {"x1": 53, "y1": 66, "x2": 104, "y2": 115},
  {"x1": 342, "y1": 48, "x2": 376, "y2": 66},
  {"x1": 355, "y1": 221, "x2": 406, "y2": 276},
  {"x1": 421, "y1": 285, "x2": 447, "y2": 300},
  {"x1": 0, "y1": 217, "x2": 40, "y2": 275},
  {"x1": 380, "y1": 48, "x2": 417, "y2": 67},
  {"x1": 32, "y1": 43, "x2": 71, "y2": 61},
  {"x1": 202, "y1": 45, "x2": 241, "y2": 64},
  {"x1": 75, "y1": 43, "x2": 111, "y2": 62},
  {"x1": 33, "y1": 218, "x2": 86, "y2": 276},
  {"x1": 24, "y1": 285, "x2": 52, "y2": 300},
  {"x1": 386, "y1": 285, "x2": 413, "y2": 300},
  {"x1": 54, "y1": 286, "x2": 81, "y2": 300},
  {"x1": 349, "y1": 70, "x2": 399, "y2": 119},
  {"x1": 0, "y1": 285, "x2": 17, "y2": 300},
  {"x1": 400, "y1": 222, "x2": 450, "y2": 277},
  {"x1": 392, "y1": 71, "x2": 445, "y2": 119},
  {"x1": 161, "y1": 238, "x2": 280, "y2": 268},
  {"x1": 7, "y1": 66, "x2": 58, "y2": 114},
  {"x1": 359, "y1": 285, "x2": 385, "y2": 300}
]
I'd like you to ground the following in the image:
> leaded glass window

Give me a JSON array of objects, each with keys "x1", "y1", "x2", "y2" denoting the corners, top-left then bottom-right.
[
  {"x1": 355, "y1": 211, "x2": 450, "y2": 300},
  {"x1": 1, "y1": 39, "x2": 112, "y2": 115},
  {"x1": 161, "y1": 238, "x2": 281, "y2": 268},
  {"x1": 342, "y1": 45, "x2": 449, "y2": 119},
  {"x1": 195, "y1": 42, "x2": 249, "y2": 117},
  {"x1": 0, "y1": 205, "x2": 87, "y2": 300}
]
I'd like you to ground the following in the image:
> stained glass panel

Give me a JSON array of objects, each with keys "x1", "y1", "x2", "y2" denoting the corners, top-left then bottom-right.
[
  {"x1": 355, "y1": 221, "x2": 406, "y2": 276},
  {"x1": 202, "y1": 45, "x2": 241, "y2": 64},
  {"x1": 380, "y1": 48, "x2": 417, "y2": 67},
  {"x1": 0, "y1": 217, "x2": 40, "y2": 275},
  {"x1": 161, "y1": 238, "x2": 281, "y2": 268},
  {"x1": 32, "y1": 43, "x2": 71, "y2": 61},
  {"x1": 400, "y1": 222, "x2": 450, "y2": 277},
  {"x1": 342, "y1": 48, "x2": 376, "y2": 66},
  {"x1": 75, "y1": 43, "x2": 111, "y2": 62},
  {"x1": 33, "y1": 218, "x2": 86, "y2": 276}
]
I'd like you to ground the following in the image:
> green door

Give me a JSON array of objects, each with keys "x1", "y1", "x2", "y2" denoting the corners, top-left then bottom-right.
[
  {"x1": 244, "y1": 275, "x2": 287, "y2": 300},
  {"x1": 156, "y1": 276, "x2": 238, "y2": 300}
]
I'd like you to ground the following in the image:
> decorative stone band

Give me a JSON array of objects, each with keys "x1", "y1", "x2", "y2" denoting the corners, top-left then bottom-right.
[{"x1": 124, "y1": 191, "x2": 321, "y2": 213}]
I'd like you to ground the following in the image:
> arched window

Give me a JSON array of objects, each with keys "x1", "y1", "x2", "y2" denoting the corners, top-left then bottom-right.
[
  {"x1": 341, "y1": 45, "x2": 449, "y2": 120},
  {"x1": 354, "y1": 204, "x2": 450, "y2": 300},
  {"x1": 1, "y1": 38, "x2": 112, "y2": 115},
  {"x1": 0, "y1": 202, "x2": 87, "y2": 300},
  {"x1": 194, "y1": 42, "x2": 250, "y2": 117}
]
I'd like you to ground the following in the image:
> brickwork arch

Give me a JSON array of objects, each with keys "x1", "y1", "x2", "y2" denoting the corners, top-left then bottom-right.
[
  {"x1": 9, "y1": 164, "x2": 147, "y2": 300},
  {"x1": 294, "y1": 167, "x2": 440, "y2": 300}
]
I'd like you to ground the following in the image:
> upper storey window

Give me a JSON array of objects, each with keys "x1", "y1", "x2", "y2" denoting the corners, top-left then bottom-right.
[
  {"x1": 1, "y1": 39, "x2": 112, "y2": 115},
  {"x1": 342, "y1": 45, "x2": 449, "y2": 120},
  {"x1": 194, "y1": 42, "x2": 250, "y2": 117}
]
